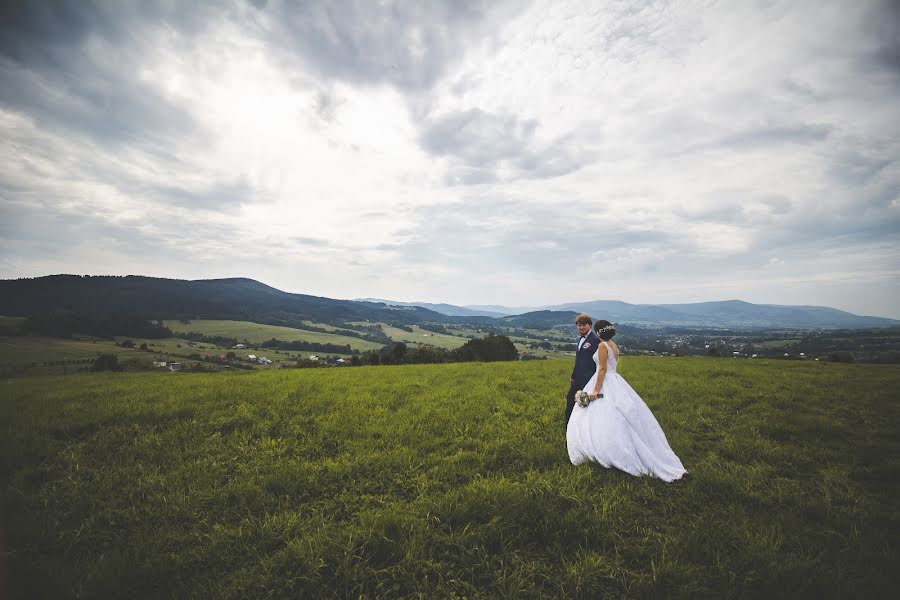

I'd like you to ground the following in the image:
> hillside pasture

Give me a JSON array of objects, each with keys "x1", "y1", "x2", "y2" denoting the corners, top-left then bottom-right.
[
  {"x1": 163, "y1": 319, "x2": 383, "y2": 350},
  {"x1": 379, "y1": 324, "x2": 471, "y2": 349},
  {"x1": 2, "y1": 357, "x2": 898, "y2": 598},
  {"x1": 0, "y1": 336, "x2": 150, "y2": 376},
  {"x1": 0, "y1": 333, "x2": 359, "y2": 378}
]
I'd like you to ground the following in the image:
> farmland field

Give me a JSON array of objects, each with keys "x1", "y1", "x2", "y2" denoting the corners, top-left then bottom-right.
[
  {"x1": 0, "y1": 336, "x2": 129, "y2": 365},
  {"x1": 0, "y1": 336, "x2": 154, "y2": 377},
  {"x1": 163, "y1": 319, "x2": 383, "y2": 350},
  {"x1": 2, "y1": 358, "x2": 898, "y2": 598},
  {"x1": 379, "y1": 324, "x2": 471, "y2": 349}
]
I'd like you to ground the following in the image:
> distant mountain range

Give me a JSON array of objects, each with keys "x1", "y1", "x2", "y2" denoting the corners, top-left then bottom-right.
[
  {"x1": 360, "y1": 298, "x2": 899, "y2": 330},
  {"x1": 0, "y1": 275, "x2": 896, "y2": 330},
  {"x1": 553, "y1": 299, "x2": 899, "y2": 329},
  {"x1": 355, "y1": 298, "x2": 510, "y2": 318}
]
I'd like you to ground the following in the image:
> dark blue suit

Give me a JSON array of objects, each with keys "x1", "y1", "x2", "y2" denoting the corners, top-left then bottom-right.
[{"x1": 566, "y1": 330, "x2": 599, "y2": 427}]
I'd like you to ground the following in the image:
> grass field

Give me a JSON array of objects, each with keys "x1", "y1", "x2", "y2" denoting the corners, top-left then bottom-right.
[
  {"x1": 0, "y1": 336, "x2": 157, "y2": 376},
  {"x1": 0, "y1": 336, "x2": 128, "y2": 365},
  {"x1": 0, "y1": 332, "x2": 358, "y2": 377},
  {"x1": 375, "y1": 324, "x2": 567, "y2": 358},
  {"x1": 0, "y1": 337, "x2": 228, "y2": 376},
  {"x1": 2, "y1": 358, "x2": 898, "y2": 598},
  {"x1": 379, "y1": 324, "x2": 471, "y2": 349},
  {"x1": 163, "y1": 320, "x2": 384, "y2": 351}
]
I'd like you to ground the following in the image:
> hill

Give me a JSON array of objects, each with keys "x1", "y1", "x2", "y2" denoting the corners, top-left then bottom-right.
[
  {"x1": 356, "y1": 298, "x2": 508, "y2": 318},
  {"x1": 372, "y1": 297, "x2": 898, "y2": 330},
  {"x1": 2, "y1": 359, "x2": 897, "y2": 597},
  {"x1": 0, "y1": 275, "x2": 451, "y2": 327},
  {"x1": 2, "y1": 275, "x2": 896, "y2": 331},
  {"x1": 551, "y1": 299, "x2": 900, "y2": 328}
]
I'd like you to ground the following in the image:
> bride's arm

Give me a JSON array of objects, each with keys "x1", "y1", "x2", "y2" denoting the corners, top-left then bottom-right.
[{"x1": 590, "y1": 344, "x2": 607, "y2": 399}]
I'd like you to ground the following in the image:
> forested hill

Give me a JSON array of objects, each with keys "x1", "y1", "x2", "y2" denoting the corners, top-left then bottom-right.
[{"x1": 0, "y1": 275, "x2": 451, "y2": 327}]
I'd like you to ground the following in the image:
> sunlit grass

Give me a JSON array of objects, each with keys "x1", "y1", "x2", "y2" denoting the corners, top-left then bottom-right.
[{"x1": 2, "y1": 358, "x2": 898, "y2": 598}]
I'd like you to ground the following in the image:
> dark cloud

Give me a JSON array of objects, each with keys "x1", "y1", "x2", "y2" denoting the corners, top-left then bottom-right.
[
  {"x1": 314, "y1": 87, "x2": 345, "y2": 122},
  {"x1": 420, "y1": 108, "x2": 587, "y2": 184},
  {"x1": 291, "y1": 236, "x2": 330, "y2": 247},
  {"x1": 377, "y1": 195, "x2": 676, "y2": 276},
  {"x1": 149, "y1": 179, "x2": 255, "y2": 211},
  {"x1": 761, "y1": 195, "x2": 792, "y2": 215},
  {"x1": 0, "y1": 59, "x2": 200, "y2": 148},
  {"x1": 0, "y1": 1, "x2": 232, "y2": 64},
  {"x1": 860, "y1": 0, "x2": 900, "y2": 78},
  {"x1": 0, "y1": 190, "x2": 247, "y2": 265},
  {"x1": 251, "y1": 0, "x2": 511, "y2": 91},
  {"x1": 828, "y1": 150, "x2": 895, "y2": 187},
  {"x1": 0, "y1": 1, "x2": 220, "y2": 148},
  {"x1": 675, "y1": 192, "x2": 794, "y2": 226},
  {"x1": 717, "y1": 123, "x2": 832, "y2": 148},
  {"x1": 0, "y1": 197, "x2": 159, "y2": 256}
]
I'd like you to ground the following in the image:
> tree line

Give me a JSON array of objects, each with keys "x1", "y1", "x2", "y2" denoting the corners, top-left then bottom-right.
[
  {"x1": 24, "y1": 313, "x2": 172, "y2": 339},
  {"x1": 354, "y1": 334, "x2": 518, "y2": 366}
]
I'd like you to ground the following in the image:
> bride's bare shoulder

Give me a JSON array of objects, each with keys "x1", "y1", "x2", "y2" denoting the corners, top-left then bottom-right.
[{"x1": 609, "y1": 340, "x2": 620, "y2": 358}]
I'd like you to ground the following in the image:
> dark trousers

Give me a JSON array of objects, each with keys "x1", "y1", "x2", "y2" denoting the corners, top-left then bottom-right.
[{"x1": 565, "y1": 382, "x2": 581, "y2": 429}]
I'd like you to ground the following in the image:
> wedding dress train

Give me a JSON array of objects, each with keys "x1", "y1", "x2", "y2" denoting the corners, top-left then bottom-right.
[{"x1": 566, "y1": 341, "x2": 687, "y2": 482}]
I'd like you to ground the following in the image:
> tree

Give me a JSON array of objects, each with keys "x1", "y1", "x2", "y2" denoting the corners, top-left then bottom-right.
[
  {"x1": 828, "y1": 351, "x2": 854, "y2": 363},
  {"x1": 92, "y1": 354, "x2": 121, "y2": 372},
  {"x1": 454, "y1": 334, "x2": 518, "y2": 362},
  {"x1": 378, "y1": 342, "x2": 408, "y2": 365}
]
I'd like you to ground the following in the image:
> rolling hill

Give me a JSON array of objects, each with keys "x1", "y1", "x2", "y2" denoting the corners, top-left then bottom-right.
[
  {"x1": 0, "y1": 275, "x2": 451, "y2": 327},
  {"x1": 370, "y1": 298, "x2": 899, "y2": 329},
  {"x1": 2, "y1": 275, "x2": 896, "y2": 330}
]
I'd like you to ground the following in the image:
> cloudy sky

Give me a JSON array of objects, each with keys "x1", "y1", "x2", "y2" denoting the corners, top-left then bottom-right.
[{"x1": 1, "y1": 0, "x2": 898, "y2": 317}]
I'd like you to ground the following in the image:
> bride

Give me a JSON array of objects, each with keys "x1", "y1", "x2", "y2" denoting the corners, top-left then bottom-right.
[{"x1": 566, "y1": 320, "x2": 687, "y2": 482}]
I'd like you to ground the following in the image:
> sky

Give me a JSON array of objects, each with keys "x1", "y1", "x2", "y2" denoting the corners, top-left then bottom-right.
[{"x1": 1, "y1": 0, "x2": 899, "y2": 317}]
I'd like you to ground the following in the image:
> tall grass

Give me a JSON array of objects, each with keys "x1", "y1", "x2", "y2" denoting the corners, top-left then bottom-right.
[{"x1": 2, "y1": 358, "x2": 898, "y2": 598}]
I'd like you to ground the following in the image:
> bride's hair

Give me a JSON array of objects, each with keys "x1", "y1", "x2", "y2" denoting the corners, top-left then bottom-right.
[{"x1": 594, "y1": 319, "x2": 616, "y2": 340}]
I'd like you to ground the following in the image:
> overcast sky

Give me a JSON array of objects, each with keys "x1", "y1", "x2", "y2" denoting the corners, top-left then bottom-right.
[{"x1": 1, "y1": 0, "x2": 898, "y2": 317}]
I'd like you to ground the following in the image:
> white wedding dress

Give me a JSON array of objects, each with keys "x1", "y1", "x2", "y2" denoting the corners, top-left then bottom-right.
[{"x1": 567, "y1": 341, "x2": 687, "y2": 482}]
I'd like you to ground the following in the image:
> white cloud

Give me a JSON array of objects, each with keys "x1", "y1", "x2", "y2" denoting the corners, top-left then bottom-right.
[{"x1": 1, "y1": 0, "x2": 898, "y2": 317}]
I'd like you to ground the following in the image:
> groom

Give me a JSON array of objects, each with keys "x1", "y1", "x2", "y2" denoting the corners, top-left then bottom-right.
[{"x1": 566, "y1": 313, "x2": 598, "y2": 428}]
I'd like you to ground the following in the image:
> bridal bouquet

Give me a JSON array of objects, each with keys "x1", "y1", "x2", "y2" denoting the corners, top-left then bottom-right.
[{"x1": 575, "y1": 390, "x2": 591, "y2": 407}]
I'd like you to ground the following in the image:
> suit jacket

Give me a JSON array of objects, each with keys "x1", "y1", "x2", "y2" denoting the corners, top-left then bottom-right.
[{"x1": 571, "y1": 330, "x2": 600, "y2": 388}]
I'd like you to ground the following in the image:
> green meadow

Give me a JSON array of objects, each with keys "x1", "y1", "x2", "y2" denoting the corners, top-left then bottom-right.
[
  {"x1": 2, "y1": 358, "x2": 898, "y2": 598},
  {"x1": 379, "y1": 324, "x2": 471, "y2": 349},
  {"x1": 0, "y1": 337, "x2": 156, "y2": 376},
  {"x1": 163, "y1": 320, "x2": 384, "y2": 351}
]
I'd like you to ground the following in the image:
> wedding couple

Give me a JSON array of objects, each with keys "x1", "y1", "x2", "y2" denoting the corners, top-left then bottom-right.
[{"x1": 565, "y1": 314, "x2": 687, "y2": 482}]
